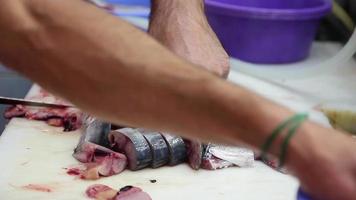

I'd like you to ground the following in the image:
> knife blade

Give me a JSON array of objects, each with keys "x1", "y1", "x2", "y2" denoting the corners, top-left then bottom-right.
[{"x1": 0, "y1": 96, "x2": 73, "y2": 108}]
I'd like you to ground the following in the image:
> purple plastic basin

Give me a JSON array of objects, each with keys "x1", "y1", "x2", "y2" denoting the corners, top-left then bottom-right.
[
  {"x1": 297, "y1": 188, "x2": 314, "y2": 200},
  {"x1": 205, "y1": 0, "x2": 332, "y2": 64}
]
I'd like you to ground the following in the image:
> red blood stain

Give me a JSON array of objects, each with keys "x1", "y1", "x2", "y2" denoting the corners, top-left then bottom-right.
[
  {"x1": 67, "y1": 168, "x2": 81, "y2": 176},
  {"x1": 22, "y1": 184, "x2": 52, "y2": 193}
]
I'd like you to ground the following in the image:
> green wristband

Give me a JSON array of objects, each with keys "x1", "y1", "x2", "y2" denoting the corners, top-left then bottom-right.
[
  {"x1": 261, "y1": 114, "x2": 304, "y2": 159},
  {"x1": 261, "y1": 113, "x2": 305, "y2": 161},
  {"x1": 278, "y1": 113, "x2": 308, "y2": 168}
]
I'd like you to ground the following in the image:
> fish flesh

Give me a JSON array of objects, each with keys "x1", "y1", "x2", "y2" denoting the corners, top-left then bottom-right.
[
  {"x1": 71, "y1": 148, "x2": 127, "y2": 180},
  {"x1": 116, "y1": 186, "x2": 152, "y2": 200},
  {"x1": 209, "y1": 145, "x2": 254, "y2": 168},
  {"x1": 140, "y1": 130, "x2": 169, "y2": 168},
  {"x1": 4, "y1": 89, "x2": 82, "y2": 131},
  {"x1": 202, "y1": 144, "x2": 254, "y2": 170},
  {"x1": 161, "y1": 133, "x2": 187, "y2": 166},
  {"x1": 79, "y1": 116, "x2": 112, "y2": 148},
  {"x1": 73, "y1": 116, "x2": 113, "y2": 162},
  {"x1": 72, "y1": 117, "x2": 127, "y2": 179},
  {"x1": 109, "y1": 128, "x2": 152, "y2": 171},
  {"x1": 201, "y1": 144, "x2": 234, "y2": 170},
  {"x1": 86, "y1": 184, "x2": 117, "y2": 199},
  {"x1": 86, "y1": 184, "x2": 152, "y2": 200},
  {"x1": 184, "y1": 140, "x2": 203, "y2": 170}
]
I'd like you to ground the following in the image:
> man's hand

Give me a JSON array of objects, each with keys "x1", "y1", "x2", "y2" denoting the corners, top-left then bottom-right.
[
  {"x1": 149, "y1": 0, "x2": 230, "y2": 78},
  {"x1": 287, "y1": 124, "x2": 356, "y2": 200}
]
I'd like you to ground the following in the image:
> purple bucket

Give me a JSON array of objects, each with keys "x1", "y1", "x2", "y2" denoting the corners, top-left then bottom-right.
[
  {"x1": 205, "y1": 0, "x2": 332, "y2": 64},
  {"x1": 297, "y1": 188, "x2": 315, "y2": 200}
]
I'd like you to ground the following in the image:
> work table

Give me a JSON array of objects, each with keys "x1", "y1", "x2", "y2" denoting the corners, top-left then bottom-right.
[{"x1": 0, "y1": 86, "x2": 298, "y2": 200}]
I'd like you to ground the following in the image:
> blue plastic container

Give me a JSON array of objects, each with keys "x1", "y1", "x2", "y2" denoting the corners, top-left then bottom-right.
[
  {"x1": 297, "y1": 188, "x2": 314, "y2": 200},
  {"x1": 205, "y1": 0, "x2": 332, "y2": 64},
  {"x1": 105, "y1": 0, "x2": 150, "y2": 6}
]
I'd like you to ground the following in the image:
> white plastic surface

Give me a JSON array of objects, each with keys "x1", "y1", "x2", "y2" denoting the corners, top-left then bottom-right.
[{"x1": 0, "y1": 117, "x2": 299, "y2": 200}]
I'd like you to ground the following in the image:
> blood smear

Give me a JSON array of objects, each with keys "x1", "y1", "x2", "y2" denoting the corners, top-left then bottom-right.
[
  {"x1": 22, "y1": 184, "x2": 52, "y2": 193},
  {"x1": 66, "y1": 168, "x2": 81, "y2": 176}
]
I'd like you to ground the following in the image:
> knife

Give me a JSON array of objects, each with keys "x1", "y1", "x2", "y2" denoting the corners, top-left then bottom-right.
[{"x1": 0, "y1": 96, "x2": 73, "y2": 108}]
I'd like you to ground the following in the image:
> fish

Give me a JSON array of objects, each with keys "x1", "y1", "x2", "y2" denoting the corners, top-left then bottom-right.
[
  {"x1": 161, "y1": 133, "x2": 187, "y2": 166},
  {"x1": 116, "y1": 185, "x2": 152, "y2": 200},
  {"x1": 79, "y1": 116, "x2": 112, "y2": 148},
  {"x1": 184, "y1": 140, "x2": 203, "y2": 170},
  {"x1": 208, "y1": 145, "x2": 254, "y2": 167},
  {"x1": 140, "y1": 130, "x2": 170, "y2": 168},
  {"x1": 72, "y1": 117, "x2": 127, "y2": 179},
  {"x1": 201, "y1": 143, "x2": 234, "y2": 170},
  {"x1": 201, "y1": 144, "x2": 254, "y2": 170},
  {"x1": 109, "y1": 128, "x2": 152, "y2": 171},
  {"x1": 86, "y1": 184, "x2": 152, "y2": 200}
]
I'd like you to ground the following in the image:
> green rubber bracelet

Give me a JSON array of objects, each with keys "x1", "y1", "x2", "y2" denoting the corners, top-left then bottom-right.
[
  {"x1": 278, "y1": 113, "x2": 308, "y2": 168},
  {"x1": 260, "y1": 113, "x2": 305, "y2": 161}
]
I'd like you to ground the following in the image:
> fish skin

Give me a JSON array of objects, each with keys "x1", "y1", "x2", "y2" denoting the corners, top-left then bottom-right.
[
  {"x1": 73, "y1": 116, "x2": 112, "y2": 163},
  {"x1": 141, "y1": 131, "x2": 170, "y2": 168},
  {"x1": 80, "y1": 116, "x2": 112, "y2": 147},
  {"x1": 201, "y1": 143, "x2": 234, "y2": 170},
  {"x1": 109, "y1": 128, "x2": 152, "y2": 171},
  {"x1": 72, "y1": 117, "x2": 127, "y2": 179},
  {"x1": 161, "y1": 133, "x2": 187, "y2": 166}
]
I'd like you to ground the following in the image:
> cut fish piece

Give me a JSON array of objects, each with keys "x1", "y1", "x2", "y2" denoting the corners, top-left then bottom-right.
[
  {"x1": 140, "y1": 130, "x2": 169, "y2": 168},
  {"x1": 201, "y1": 144, "x2": 234, "y2": 170},
  {"x1": 73, "y1": 117, "x2": 112, "y2": 163},
  {"x1": 86, "y1": 184, "x2": 152, "y2": 200},
  {"x1": 201, "y1": 156, "x2": 234, "y2": 170},
  {"x1": 86, "y1": 184, "x2": 118, "y2": 199},
  {"x1": 109, "y1": 128, "x2": 152, "y2": 171},
  {"x1": 184, "y1": 140, "x2": 203, "y2": 170},
  {"x1": 161, "y1": 134, "x2": 187, "y2": 166},
  {"x1": 72, "y1": 117, "x2": 127, "y2": 179},
  {"x1": 209, "y1": 145, "x2": 254, "y2": 168},
  {"x1": 71, "y1": 142, "x2": 127, "y2": 179},
  {"x1": 116, "y1": 186, "x2": 152, "y2": 200},
  {"x1": 80, "y1": 116, "x2": 112, "y2": 148}
]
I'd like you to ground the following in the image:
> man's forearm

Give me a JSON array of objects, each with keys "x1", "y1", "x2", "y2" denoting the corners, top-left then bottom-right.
[
  {"x1": 149, "y1": 0, "x2": 230, "y2": 77},
  {"x1": 150, "y1": 0, "x2": 206, "y2": 32},
  {"x1": 151, "y1": 0, "x2": 204, "y2": 16},
  {"x1": 0, "y1": 0, "x2": 308, "y2": 162}
]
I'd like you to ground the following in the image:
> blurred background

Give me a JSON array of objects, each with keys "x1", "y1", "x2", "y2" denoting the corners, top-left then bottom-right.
[
  {"x1": 319, "y1": 0, "x2": 356, "y2": 43},
  {"x1": 0, "y1": 65, "x2": 31, "y2": 134}
]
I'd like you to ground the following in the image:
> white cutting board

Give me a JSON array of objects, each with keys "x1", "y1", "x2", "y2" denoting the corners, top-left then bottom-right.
[{"x1": 0, "y1": 118, "x2": 299, "y2": 200}]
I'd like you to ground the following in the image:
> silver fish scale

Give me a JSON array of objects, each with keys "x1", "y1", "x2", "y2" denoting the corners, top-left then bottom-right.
[{"x1": 161, "y1": 133, "x2": 187, "y2": 166}]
